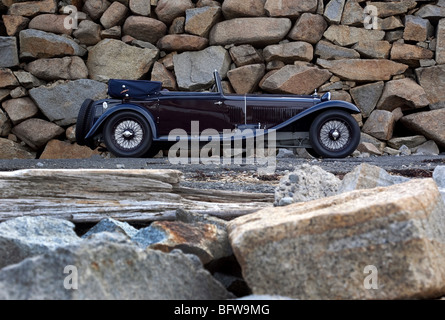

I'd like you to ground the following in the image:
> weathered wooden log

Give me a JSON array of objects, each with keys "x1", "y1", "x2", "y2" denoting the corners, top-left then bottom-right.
[{"x1": 0, "y1": 169, "x2": 273, "y2": 223}]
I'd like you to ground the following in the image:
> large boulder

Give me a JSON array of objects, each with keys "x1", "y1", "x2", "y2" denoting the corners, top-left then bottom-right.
[
  {"x1": 100, "y1": 1, "x2": 128, "y2": 29},
  {"x1": 416, "y1": 4, "x2": 445, "y2": 20},
  {"x1": 13, "y1": 71, "x2": 44, "y2": 89},
  {"x1": 155, "y1": 0, "x2": 194, "y2": 24},
  {"x1": 209, "y1": 17, "x2": 292, "y2": 47},
  {"x1": 404, "y1": 15, "x2": 434, "y2": 42},
  {"x1": 350, "y1": 81, "x2": 384, "y2": 118},
  {"x1": 82, "y1": 0, "x2": 110, "y2": 20},
  {"x1": 129, "y1": 0, "x2": 151, "y2": 16},
  {"x1": 416, "y1": 65, "x2": 445, "y2": 110},
  {"x1": 274, "y1": 164, "x2": 341, "y2": 207},
  {"x1": 0, "y1": 238, "x2": 234, "y2": 299},
  {"x1": 341, "y1": 0, "x2": 364, "y2": 25},
  {"x1": 132, "y1": 220, "x2": 232, "y2": 265},
  {"x1": 264, "y1": 0, "x2": 317, "y2": 17},
  {"x1": 317, "y1": 59, "x2": 408, "y2": 81},
  {"x1": 81, "y1": 217, "x2": 138, "y2": 239},
  {"x1": 156, "y1": 34, "x2": 208, "y2": 52},
  {"x1": 0, "y1": 138, "x2": 35, "y2": 159},
  {"x1": 352, "y1": 40, "x2": 392, "y2": 59},
  {"x1": 72, "y1": 20, "x2": 102, "y2": 46},
  {"x1": 7, "y1": 0, "x2": 57, "y2": 16},
  {"x1": 25, "y1": 56, "x2": 88, "y2": 81},
  {"x1": 314, "y1": 40, "x2": 360, "y2": 60},
  {"x1": 122, "y1": 16, "x2": 167, "y2": 44},
  {"x1": 29, "y1": 79, "x2": 107, "y2": 126},
  {"x1": 185, "y1": 6, "x2": 221, "y2": 37},
  {"x1": 0, "y1": 216, "x2": 80, "y2": 269},
  {"x1": 87, "y1": 39, "x2": 159, "y2": 82},
  {"x1": 228, "y1": 178, "x2": 445, "y2": 299},
  {"x1": 362, "y1": 110, "x2": 396, "y2": 141},
  {"x1": 260, "y1": 63, "x2": 331, "y2": 95},
  {"x1": 376, "y1": 78, "x2": 430, "y2": 112},
  {"x1": 227, "y1": 64, "x2": 265, "y2": 94},
  {"x1": 2, "y1": 15, "x2": 29, "y2": 37},
  {"x1": 173, "y1": 45, "x2": 231, "y2": 91},
  {"x1": 2, "y1": 97, "x2": 38, "y2": 125},
  {"x1": 0, "y1": 68, "x2": 18, "y2": 89},
  {"x1": 288, "y1": 13, "x2": 327, "y2": 44},
  {"x1": 323, "y1": 0, "x2": 346, "y2": 24},
  {"x1": 400, "y1": 109, "x2": 445, "y2": 148},
  {"x1": 371, "y1": 0, "x2": 417, "y2": 17},
  {"x1": 0, "y1": 37, "x2": 19, "y2": 68},
  {"x1": 323, "y1": 25, "x2": 385, "y2": 47},
  {"x1": 19, "y1": 29, "x2": 86, "y2": 59},
  {"x1": 263, "y1": 42, "x2": 313, "y2": 63},
  {"x1": 221, "y1": 0, "x2": 265, "y2": 19},
  {"x1": 229, "y1": 45, "x2": 263, "y2": 67},
  {"x1": 150, "y1": 62, "x2": 177, "y2": 91},
  {"x1": 378, "y1": 16, "x2": 404, "y2": 30},
  {"x1": 390, "y1": 42, "x2": 434, "y2": 67},
  {"x1": 28, "y1": 14, "x2": 72, "y2": 36},
  {"x1": 338, "y1": 163, "x2": 410, "y2": 194},
  {"x1": 39, "y1": 139, "x2": 101, "y2": 159},
  {"x1": 413, "y1": 140, "x2": 440, "y2": 156},
  {"x1": 11, "y1": 118, "x2": 65, "y2": 150},
  {"x1": 388, "y1": 135, "x2": 428, "y2": 150}
]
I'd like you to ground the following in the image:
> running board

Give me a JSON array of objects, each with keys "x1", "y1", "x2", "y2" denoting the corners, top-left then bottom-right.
[{"x1": 156, "y1": 131, "x2": 310, "y2": 144}]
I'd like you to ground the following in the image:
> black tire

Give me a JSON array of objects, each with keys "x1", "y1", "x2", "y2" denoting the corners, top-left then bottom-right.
[
  {"x1": 304, "y1": 148, "x2": 320, "y2": 158},
  {"x1": 143, "y1": 142, "x2": 161, "y2": 158},
  {"x1": 309, "y1": 110, "x2": 360, "y2": 158},
  {"x1": 75, "y1": 99, "x2": 94, "y2": 146},
  {"x1": 103, "y1": 111, "x2": 153, "y2": 158}
]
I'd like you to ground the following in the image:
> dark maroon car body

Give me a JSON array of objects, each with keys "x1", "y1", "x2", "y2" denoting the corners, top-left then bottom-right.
[{"x1": 76, "y1": 71, "x2": 361, "y2": 158}]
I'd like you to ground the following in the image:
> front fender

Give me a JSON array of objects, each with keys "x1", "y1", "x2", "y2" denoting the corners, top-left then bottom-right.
[
  {"x1": 85, "y1": 104, "x2": 158, "y2": 139},
  {"x1": 271, "y1": 100, "x2": 361, "y2": 132}
]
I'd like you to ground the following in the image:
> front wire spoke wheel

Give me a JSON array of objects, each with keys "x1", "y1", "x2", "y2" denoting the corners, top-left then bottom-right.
[{"x1": 309, "y1": 110, "x2": 360, "y2": 158}]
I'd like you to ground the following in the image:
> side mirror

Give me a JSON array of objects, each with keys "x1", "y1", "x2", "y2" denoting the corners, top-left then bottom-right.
[{"x1": 321, "y1": 92, "x2": 331, "y2": 102}]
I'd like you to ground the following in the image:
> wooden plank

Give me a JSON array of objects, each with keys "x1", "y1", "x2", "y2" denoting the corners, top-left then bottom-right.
[
  {"x1": 175, "y1": 186, "x2": 274, "y2": 203},
  {"x1": 0, "y1": 169, "x2": 182, "y2": 199},
  {"x1": 0, "y1": 169, "x2": 273, "y2": 223}
]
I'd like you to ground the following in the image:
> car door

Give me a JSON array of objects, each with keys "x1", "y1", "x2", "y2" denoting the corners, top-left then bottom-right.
[
  {"x1": 157, "y1": 93, "x2": 231, "y2": 136},
  {"x1": 186, "y1": 93, "x2": 232, "y2": 134},
  {"x1": 157, "y1": 95, "x2": 194, "y2": 136}
]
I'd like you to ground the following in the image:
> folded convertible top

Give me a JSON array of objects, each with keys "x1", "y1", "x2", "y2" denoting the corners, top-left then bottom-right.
[{"x1": 108, "y1": 79, "x2": 162, "y2": 99}]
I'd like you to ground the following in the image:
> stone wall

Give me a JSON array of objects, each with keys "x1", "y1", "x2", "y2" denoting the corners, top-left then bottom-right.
[{"x1": 1, "y1": 0, "x2": 445, "y2": 159}]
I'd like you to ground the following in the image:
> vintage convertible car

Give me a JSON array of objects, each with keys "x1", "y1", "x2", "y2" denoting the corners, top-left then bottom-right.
[{"x1": 76, "y1": 71, "x2": 361, "y2": 159}]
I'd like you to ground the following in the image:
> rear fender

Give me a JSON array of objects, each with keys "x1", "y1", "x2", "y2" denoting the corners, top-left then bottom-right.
[{"x1": 85, "y1": 104, "x2": 158, "y2": 140}]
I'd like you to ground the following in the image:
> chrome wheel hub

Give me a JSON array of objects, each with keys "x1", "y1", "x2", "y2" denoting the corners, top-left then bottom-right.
[
  {"x1": 122, "y1": 130, "x2": 134, "y2": 139},
  {"x1": 330, "y1": 129, "x2": 340, "y2": 140}
]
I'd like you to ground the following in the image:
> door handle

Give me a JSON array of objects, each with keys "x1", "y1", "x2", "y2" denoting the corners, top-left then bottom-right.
[{"x1": 214, "y1": 101, "x2": 223, "y2": 105}]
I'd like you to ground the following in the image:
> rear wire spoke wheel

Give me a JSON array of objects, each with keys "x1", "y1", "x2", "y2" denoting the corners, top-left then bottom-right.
[
  {"x1": 103, "y1": 111, "x2": 152, "y2": 158},
  {"x1": 309, "y1": 110, "x2": 360, "y2": 158},
  {"x1": 75, "y1": 99, "x2": 94, "y2": 146}
]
